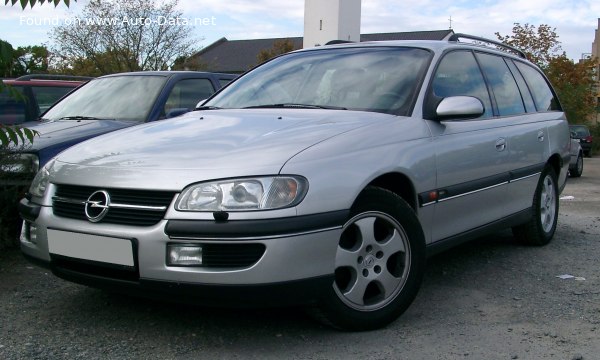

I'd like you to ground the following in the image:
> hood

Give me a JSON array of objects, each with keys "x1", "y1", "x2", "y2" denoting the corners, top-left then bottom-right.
[
  {"x1": 51, "y1": 109, "x2": 389, "y2": 189},
  {"x1": 22, "y1": 119, "x2": 137, "y2": 150},
  {"x1": 57, "y1": 109, "x2": 385, "y2": 169}
]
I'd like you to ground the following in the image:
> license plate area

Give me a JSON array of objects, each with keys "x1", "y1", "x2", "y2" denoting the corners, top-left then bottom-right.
[{"x1": 48, "y1": 229, "x2": 135, "y2": 268}]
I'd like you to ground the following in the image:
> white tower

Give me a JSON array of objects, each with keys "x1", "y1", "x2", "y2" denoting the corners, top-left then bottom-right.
[{"x1": 303, "y1": 0, "x2": 362, "y2": 48}]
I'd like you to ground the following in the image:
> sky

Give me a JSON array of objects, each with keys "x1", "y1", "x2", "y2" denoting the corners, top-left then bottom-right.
[{"x1": 1, "y1": 0, "x2": 599, "y2": 61}]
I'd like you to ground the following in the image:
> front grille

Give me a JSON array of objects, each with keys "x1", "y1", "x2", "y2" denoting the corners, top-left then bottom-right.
[
  {"x1": 53, "y1": 185, "x2": 176, "y2": 226},
  {"x1": 202, "y1": 243, "x2": 266, "y2": 268}
]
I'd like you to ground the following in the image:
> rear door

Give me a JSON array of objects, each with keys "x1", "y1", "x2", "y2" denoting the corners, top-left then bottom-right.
[{"x1": 501, "y1": 59, "x2": 565, "y2": 213}]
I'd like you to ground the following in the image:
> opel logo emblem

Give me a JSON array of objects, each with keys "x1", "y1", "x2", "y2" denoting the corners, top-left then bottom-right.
[{"x1": 85, "y1": 190, "x2": 111, "y2": 222}]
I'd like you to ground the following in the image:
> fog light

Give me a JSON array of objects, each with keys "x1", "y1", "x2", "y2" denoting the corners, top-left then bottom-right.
[
  {"x1": 167, "y1": 244, "x2": 203, "y2": 266},
  {"x1": 20, "y1": 222, "x2": 37, "y2": 244}
]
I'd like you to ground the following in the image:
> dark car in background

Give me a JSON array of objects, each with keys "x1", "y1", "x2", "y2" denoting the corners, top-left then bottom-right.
[
  {"x1": 569, "y1": 124, "x2": 593, "y2": 157},
  {"x1": 1, "y1": 75, "x2": 88, "y2": 125},
  {"x1": 2, "y1": 71, "x2": 235, "y2": 185}
]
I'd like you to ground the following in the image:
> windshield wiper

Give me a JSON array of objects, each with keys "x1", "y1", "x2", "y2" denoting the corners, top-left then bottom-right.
[
  {"x1": 195, "y1": 106, "x2": 222, "y2": 110},
  {"x1": 58, "y1": 116, "x2": 102, "y2": 120},
  {"x1": 243, "y1": 103, "x2": 347, "y2": 110}
]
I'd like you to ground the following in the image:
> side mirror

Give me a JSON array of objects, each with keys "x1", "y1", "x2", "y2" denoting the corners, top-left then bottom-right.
[
  {"x1": 570, "y1": 131, "x2": 577, "y2": 139},
  {"x1": 435, "y1": 96, "x2": 484, "y2": 120},
  {"x1": 165, "y1": 108, "x2": 190, "y2": 119}
]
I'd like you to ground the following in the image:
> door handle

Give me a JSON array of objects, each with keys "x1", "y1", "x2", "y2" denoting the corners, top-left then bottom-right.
[
  {"x1": 495, "y1": 138, "x2": 506, "y2": 152},
  {"x1": 538, "y1": 130, "x2": 545, "y2": 142}
]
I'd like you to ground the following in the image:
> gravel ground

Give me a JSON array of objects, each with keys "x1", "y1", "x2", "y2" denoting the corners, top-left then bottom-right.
[{"x1": 1, "y1": 159, "x2": 599, "y2": 360}]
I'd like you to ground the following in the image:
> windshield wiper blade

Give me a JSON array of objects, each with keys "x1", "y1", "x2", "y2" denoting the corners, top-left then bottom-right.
[
  {"x1": 195, "y1": 106, "x2": 221, "y2": 110},
  {"x1": 243, "y1": 103, "x2": 347, "y2": 110},
  {"x1": 58, "y1": 116, "x2": 102, "y2": 120}
]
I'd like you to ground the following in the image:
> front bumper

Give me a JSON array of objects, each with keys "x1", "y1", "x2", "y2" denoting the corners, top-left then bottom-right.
[{"x1": 19, "y1": 199, "x2": 348, "y2": 305}]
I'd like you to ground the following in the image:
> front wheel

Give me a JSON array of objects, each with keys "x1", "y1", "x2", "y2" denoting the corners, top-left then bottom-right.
[
  {"x1": 512, "y1": 165, "x2": 559, "y2": 246},
  {"x1": 312, "y1": 187, "x2": 426, "y2": 331}
]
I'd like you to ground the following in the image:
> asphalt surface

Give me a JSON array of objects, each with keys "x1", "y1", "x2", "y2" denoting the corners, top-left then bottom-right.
[{"x1": 1, "y1": 159, "x2": 599, "y2": 360}]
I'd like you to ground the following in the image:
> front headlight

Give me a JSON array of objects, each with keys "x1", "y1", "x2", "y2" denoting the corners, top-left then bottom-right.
[
  {"x1": 0, "y1": 153, "x2": 39, "y2": 174},
  {"x1": 29, "y1": 160, "x2": 53, "y2": 197},
  {"x1": 176, "y1": 176, "x2": 308, "y2": 212}
]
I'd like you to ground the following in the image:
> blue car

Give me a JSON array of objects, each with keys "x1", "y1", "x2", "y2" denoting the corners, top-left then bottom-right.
[{"x1": 2, "y1": 71, "x2": 235, "y2": 185}]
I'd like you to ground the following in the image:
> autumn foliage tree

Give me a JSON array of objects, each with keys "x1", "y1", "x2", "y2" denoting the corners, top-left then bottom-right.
[
  {"x1": 496, "y1": 23, "x2": 563, "y2": 69},
  {"x1": 545, "y1": 55, "x2": 598, "y2": 123},
  {"x1": 497, "y1": 23, "x2": 598, "y2": 125}
]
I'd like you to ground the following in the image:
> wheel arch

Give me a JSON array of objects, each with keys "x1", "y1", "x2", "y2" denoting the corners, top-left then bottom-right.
[
  {"x1": 365, "y1": 172, "x2": 418, "y2": 211},
  {"x1": 547, "y1": 153, "x2": 562, "y2": 175}
]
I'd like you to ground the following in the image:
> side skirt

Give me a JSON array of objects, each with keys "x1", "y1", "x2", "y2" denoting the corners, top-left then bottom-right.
[{"x1": 426, "y1": 209, "x2": 532, "y2": 257}]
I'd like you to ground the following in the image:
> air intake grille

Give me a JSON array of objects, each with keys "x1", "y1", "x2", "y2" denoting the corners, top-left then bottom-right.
[
  {"x1": 53, "y1": 185, "x2": 176, "y2": 226},
  {"x1": 201, "y1": 243, "x2": 266, "y2": 268}
]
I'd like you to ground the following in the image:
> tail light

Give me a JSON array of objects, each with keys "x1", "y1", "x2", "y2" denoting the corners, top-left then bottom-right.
[{"x1": 583, "y1": 135, "x2": 592, "y2": 142}]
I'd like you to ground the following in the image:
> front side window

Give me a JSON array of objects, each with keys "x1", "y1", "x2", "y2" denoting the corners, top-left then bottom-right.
[
  {"x1": 207, "y1": 47, "x2": 432, "y2": 115},
  {"x1": 431, "y1": 50, "x2": 492, "y2": 118},
  {"x1": 43, "y1": 75, "x2": 168, "y2": 122},
  {"x1": 476, "y1": 53, "x2": 525, "y2": 116},
  {"x1": 163, "y1": 78, "x2": 215, "y2": 116},
  {"x1": 32, "y1": 86, "x2": 74, "y2": 114}
]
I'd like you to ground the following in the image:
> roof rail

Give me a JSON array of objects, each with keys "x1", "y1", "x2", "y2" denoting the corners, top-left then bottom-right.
[
  {"x1": 448, "y1": 33, "x2": 527, "y2": 59},
  {"x1": 15, "y1": 74, "x2": 93, "y2": 81},
  {"x1": 325, "y1": 40, "x2": 355, "y2": 46}
]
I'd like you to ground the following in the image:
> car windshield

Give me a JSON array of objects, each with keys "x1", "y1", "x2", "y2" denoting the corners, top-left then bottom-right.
[
  {"x1": 206, "y1": 47, "x2": 431, "y2": 115},
  {"x1": 42, "y1": 75, "x2": 167, "y2": 122},
  {"x1": 570, "y1": 125, "x2": 590, "y2": 137}
]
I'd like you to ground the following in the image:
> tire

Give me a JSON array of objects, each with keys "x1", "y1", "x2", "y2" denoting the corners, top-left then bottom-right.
[
  {"x1": 512, "y1": 165, "x2": 559, "y2": 246},
  {"x1": 570, "y1": 152, "x2": 583, "y2": 178},
  {"x1": 312, "y1": 187, "x2": 426, "y2": 331}
]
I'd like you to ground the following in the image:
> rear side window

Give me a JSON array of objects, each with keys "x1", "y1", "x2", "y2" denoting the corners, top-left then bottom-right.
[
  {"x1": 432, "y1": 50, "x2": 492, "y2": 118},
  {"x1": 476, "y1": 53, "x2": 525, "y2": 116},
  {"x1": 32, "y1": 86, "x2": 73, "y2": 114},
  {"x1": 514, "y1": 62, "x2": 561, "y2": 111},
  {"x1": 505, "y1": 60, "x2": 536, "y2": 113}
]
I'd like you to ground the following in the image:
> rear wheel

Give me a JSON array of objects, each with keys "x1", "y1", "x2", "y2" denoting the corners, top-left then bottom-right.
[
  {"x1": 313, "y1": 187, "x2": 426, "y2": 331},
  {"x1": 512, "y1": 165, "x2": 559, "y2": 246}
]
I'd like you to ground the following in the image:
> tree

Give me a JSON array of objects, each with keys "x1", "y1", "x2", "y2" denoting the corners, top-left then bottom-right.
[
  {"x1": 49, "y1": 0, "x2": 196, "y2": 75},
  {"x1": 171, "y1": 55, "x2": 210, "y2": 71},
  {"x1": 546, "y1": 55, "x2": 598, "y2": 123},
  {"x1": 495, "y1": 23, "x2": 564, "y2": 69},
  {"x1": 13, "y1": 45, "x2": 50, "y2": 75},
  {"x1": 257, "y1": 39, "x2": 299, "y2": 64}
]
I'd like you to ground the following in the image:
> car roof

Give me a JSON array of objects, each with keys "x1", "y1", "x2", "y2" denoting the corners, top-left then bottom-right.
[
  {"x1": 97, "y1": 71, "x2": 236, "y2": 80},
  {"x1": 2, "y1": 79, "x2": 84, "y2": 87},
  {"x1": 294, "y1": 38, "x2": 529, "y2": 64}
]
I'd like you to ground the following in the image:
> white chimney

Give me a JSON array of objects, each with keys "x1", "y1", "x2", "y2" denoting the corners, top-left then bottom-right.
[{"x1": 303, "y1": 0, "x2": 361, "y2": 48}]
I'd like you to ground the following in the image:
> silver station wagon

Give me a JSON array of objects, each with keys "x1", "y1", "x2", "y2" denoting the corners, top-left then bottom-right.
[{"x1": 19, "y1": 34, "x2": 570, "y2": 331}]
